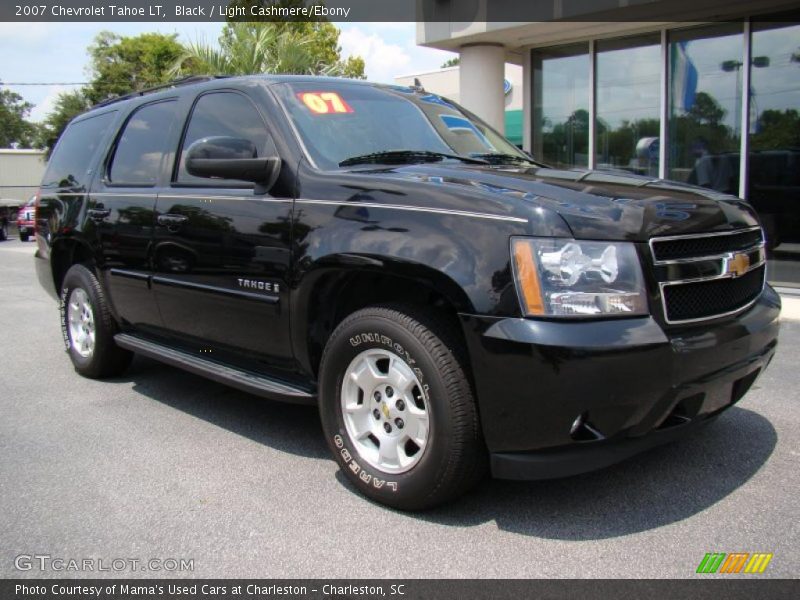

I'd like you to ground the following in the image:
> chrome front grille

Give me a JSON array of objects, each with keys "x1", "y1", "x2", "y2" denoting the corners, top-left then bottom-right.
[{"x1": 649, "y1": 227, "x2": 766, "y2": 325}]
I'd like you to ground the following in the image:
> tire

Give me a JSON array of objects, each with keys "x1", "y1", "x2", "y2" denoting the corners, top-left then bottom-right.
[
  {"x1": 19, "y1": 232, "x2": 29, "y2": 242},
  {"x1": 319, "y1": 305, "x2": 486, "y2": 510},
  {"x1": 60, "y1": 264, "x2": 133, "y2": 379},
  {"x1": 0, "y1": 227, "x2": 6, "y2": 241}
]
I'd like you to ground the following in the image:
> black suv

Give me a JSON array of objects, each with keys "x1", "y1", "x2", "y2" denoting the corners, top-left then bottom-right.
[{"x1": 34, "y1": 75, "x2": 780, "y2": 509}]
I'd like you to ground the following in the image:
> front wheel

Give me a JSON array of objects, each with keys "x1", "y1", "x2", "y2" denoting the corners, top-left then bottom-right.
[
  {"x1": 60, "y1": 264, "x2": 132, "y2": 378},
  {"x1": 319, "y1": 306, "x2": 486, "y2": 510}
]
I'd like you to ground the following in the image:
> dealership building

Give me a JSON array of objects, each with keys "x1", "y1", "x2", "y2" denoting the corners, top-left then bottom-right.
[
  {"x1": 417, "y1": 0, "x2": 800, "y2": 287},
  {"x1": 396, "y1": 64, "x2": 525, "y2": 146}
]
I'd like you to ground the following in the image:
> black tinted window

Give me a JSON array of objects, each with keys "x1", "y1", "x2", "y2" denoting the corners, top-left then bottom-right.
[
  {"x1": 42, "y1": 111, "x2": 116, "y2": 188},
  {"x1": 109, "y1": 100, "x2": 177, "y2": 185},
  {"x1": 177, "y1": 92, "x2": 272, "y2": 184},
  {"x1": 273, "y1": 82, "x2": 528, "y2": 170}
]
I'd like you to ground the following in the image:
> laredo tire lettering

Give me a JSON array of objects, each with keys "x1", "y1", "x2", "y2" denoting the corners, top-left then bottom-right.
[
  {"x1": 332, "y1": 433, "x2": 399, "y2": 492},
  {"x1": 59, "y1": 286, "x2": 70, "y2": 351}
]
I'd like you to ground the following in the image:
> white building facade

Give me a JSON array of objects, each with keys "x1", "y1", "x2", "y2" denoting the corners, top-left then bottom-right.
[{"x1": 0, "y1": 149, "x2": 46, "y2": 205}]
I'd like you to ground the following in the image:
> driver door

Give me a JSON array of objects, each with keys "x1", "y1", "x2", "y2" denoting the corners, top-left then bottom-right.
[{"x1": 152, "y1": 90, "x2": 293, "y2": 365}]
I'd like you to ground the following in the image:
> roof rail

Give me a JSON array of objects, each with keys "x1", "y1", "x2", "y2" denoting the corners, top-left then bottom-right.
[{"x1": 93, "y1": 75, "x2": 230, "y2": 109}]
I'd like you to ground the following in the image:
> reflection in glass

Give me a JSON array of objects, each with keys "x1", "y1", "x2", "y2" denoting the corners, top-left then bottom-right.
[
  {"x1": 532, "y1": 44, "x2": 590, "y2": 168},
  {"x1": 596, "y1": 36, "x2": 661, "y2": 176},
  {"x1": 668, "y1": 24, "x2": 744, "y2": 193},
  {"x1": 749, "y1": 20, "x2": 800, "y2": 287}
]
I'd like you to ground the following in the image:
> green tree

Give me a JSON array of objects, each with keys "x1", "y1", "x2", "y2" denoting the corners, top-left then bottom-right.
[
  {"x1": 37, "y1": 31, "x2": 187, "y2": 152},
  {"x1": 0, "y1": 86, "x2": 38, "y2": 148},
  {"x1": 751, "y1": 108, "x2": 800, "y2": 151},
  {"x1": 172, "y1": 15, "x2": 365, "y2": 78},
  {"x1": 36, "y1": 89, "x2": 91, "y2": 156},
  {"x1": 440, "y1": 57, "x2": 460, "y2": 68},
  {"x1": 223, "y1": 0, "x2": 364, "y2": 76},
  {"x1": 84, "y1": 31, "x2": 187, "y2": 104}
]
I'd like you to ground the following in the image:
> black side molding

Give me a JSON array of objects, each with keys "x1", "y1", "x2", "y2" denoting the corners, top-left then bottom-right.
[{"x1": 114, "y1": 333, "x2": 315, "y2": 405}]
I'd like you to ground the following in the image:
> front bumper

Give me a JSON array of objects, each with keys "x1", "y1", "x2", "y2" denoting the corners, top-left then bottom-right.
[{"x1": 460, "y1": 286, "x2": 781, "y2": 480}]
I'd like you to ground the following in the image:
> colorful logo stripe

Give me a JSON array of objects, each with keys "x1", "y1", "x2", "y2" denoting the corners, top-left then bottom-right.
[{"x1": 696, "y1": 553, "x2": 773, "y2": 574}]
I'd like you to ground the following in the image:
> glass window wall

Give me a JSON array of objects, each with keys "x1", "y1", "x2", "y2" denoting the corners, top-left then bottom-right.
[
  {"x1": 667, "y1": 24, "x2": 744, "y2": 194},
  {"x1": 748, "y1": 19, "x2": 800, "y2": 287},
  {"x1": 596, "y1": 35, "x2": 661, "y2": 176},
  {"x1": 532, "y1": 44, "x2": 590, "y2": 168}
]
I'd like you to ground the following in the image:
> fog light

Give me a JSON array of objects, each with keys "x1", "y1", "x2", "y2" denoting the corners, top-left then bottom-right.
[{"x1": 570, "y1": 413, "x2": 586, "y2": 436}]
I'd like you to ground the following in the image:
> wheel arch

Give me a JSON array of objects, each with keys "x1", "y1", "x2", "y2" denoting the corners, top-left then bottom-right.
[
  {"x1": 291, "y1": 255, "x2": 473, "y2": 379},
  {"x1": 50, "y1": 235, "x2": 99, "y2": 294}
]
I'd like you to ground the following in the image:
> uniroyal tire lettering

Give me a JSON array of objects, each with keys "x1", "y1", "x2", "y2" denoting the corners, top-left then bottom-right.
[{"x1": 348, "y1": 333, "x2": 420, "y2": 373}]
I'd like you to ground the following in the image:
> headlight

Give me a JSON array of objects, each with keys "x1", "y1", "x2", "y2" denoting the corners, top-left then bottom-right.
[{"x1": 511, "y1": 237, "x2": 648, "y2": 317}]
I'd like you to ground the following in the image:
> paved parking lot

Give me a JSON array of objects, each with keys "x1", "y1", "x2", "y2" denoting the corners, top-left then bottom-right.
[{"x1": 1, "y1": 236, "x2": 798, "y2": 578}]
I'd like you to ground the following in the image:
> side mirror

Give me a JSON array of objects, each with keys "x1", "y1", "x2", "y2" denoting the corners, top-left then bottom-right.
[{"x1": 185, "y1": 136, "x2": 281, "y2": 191}]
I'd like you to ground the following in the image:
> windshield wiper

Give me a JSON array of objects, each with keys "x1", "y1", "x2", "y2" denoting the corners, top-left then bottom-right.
[
  {"x1": 469, "y1": 152, "x2": 538, "y2": 166},
  {"x1": 339, "y1": 150, "x2": 488, "y2": 167}
]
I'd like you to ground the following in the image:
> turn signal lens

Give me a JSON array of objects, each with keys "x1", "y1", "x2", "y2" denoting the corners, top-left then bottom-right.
[{"x1": 512, "y1": 238, "x2": 545, "y2": 315}]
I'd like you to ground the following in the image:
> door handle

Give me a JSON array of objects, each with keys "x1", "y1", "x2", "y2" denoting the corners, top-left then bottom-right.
[
  {"x1": 87, "y1": 208, "x2": 111, "y2": 222},
  {"x1": 157, "y1": 214, "x2": 189, "y2": 231}
]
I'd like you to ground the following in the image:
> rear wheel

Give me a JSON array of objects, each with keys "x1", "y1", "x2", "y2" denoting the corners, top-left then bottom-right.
[
  {"x1": 19, "y1": 232, "x2": 29, "y2": 242},
  {"x1": 319, "y1": 306, "x2": 486, "y2": 510},
  {"x1": 60, "y1": 264, "x2": 132, "y2": 378}
]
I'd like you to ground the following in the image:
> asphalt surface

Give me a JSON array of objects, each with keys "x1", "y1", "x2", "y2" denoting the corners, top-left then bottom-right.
[{"x1": 1, "y1": 236, "x2": 798, "y2": 579}]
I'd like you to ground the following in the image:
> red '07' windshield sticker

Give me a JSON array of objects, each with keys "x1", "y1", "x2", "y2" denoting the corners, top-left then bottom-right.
[{"x1": 297, "y1": 92, "x2": 354, "y2": 114}]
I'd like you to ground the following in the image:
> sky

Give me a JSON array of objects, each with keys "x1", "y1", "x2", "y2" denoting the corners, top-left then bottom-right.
[{"x1": 0, "y1": 21, "x2": 456, "y2": 122}]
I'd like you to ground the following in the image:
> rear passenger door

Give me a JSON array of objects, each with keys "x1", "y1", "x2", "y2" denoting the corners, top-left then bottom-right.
[
  {"x1": 36, "y1": 110, "x2": 117, "y2": 254},
  {"x1": 152, "y1": 90, "x2": 294, "y2": 368},
  {"x1": 90, "y1": 99, "x2": 179, "y2": 333}
]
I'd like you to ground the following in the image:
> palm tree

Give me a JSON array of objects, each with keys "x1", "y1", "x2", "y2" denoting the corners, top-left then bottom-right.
[{"x1": 170, "y1": 22, "x2": 342, "y2": 77}]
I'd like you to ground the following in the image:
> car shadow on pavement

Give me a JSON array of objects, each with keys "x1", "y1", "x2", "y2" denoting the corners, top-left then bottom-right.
[
  {"x1": 413, "y1": 405, "x2": 777, "y2": 539},
  {"x1": 117, "y1": 355, "x2": 329, "y2": 460},
  {"x1": 114, "y1": 356, "x2": 776, "y2": 540}
]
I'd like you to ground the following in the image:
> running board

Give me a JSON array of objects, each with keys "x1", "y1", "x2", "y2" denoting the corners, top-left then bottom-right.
[{"x1": 114, "y1": 333, "x2": 316, "y2": 405}]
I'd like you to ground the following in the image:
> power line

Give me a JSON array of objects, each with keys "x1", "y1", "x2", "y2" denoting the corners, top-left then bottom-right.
[{"x1": 1, "y1": 82, "x2": 87, "y2": 86}]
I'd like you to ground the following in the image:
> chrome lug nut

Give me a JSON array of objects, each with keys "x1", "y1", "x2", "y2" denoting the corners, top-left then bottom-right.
[
  {"x1": 373, "y1": 409, "x2": 381, "y2": 420},
  {"x1": 383, "y1": 422, "x2": 392, "y2": 433},
  {"x1": 395, "y1": 399, "x2": 405, "y2": 411},
  {"x1": 373, "y1": 391, "x2": 381, "y2": 402},
  {"x1": 395, "y1": 418, "x2": 404, "y2": 429},
  {"x1": 386, "y1": 386, "x2": 394, "y2": 397}
]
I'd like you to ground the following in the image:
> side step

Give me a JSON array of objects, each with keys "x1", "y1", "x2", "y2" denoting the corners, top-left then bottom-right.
[{"x1": 114, "y1": 333, "x2": 316, "y2": 405}]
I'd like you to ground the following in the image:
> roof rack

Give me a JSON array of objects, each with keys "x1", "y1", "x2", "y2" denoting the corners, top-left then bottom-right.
[{"x1": 93, "y1": 75, "x2": 230, "y2": 109}]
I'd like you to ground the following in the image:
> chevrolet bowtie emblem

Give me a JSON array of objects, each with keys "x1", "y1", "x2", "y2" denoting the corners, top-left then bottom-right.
[
  {"x1": 726, "y1": 252, "x2": 750, "y2": 278},
  {"x1": 381, "y1": 402, "x2": 391, "y2": 419}
]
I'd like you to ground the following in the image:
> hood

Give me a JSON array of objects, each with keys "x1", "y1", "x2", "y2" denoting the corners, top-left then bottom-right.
[{"x1": 356, "y1": 163, "x2": 760, "y2": 241}]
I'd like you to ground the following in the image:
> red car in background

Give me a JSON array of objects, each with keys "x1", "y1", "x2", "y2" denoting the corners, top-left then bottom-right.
[{"x1": 17, "y1": 196, "x2": 36, "y2": 241}]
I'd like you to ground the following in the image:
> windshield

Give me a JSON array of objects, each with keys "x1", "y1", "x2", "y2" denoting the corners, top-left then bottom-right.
[{"x1": 273, "y1": 81, "x2": 531, "y2": 170}]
